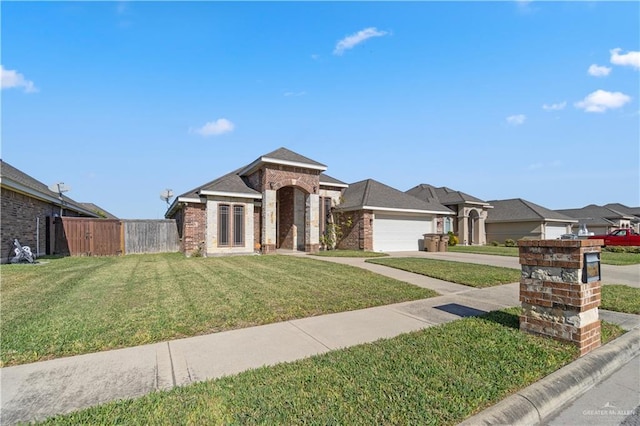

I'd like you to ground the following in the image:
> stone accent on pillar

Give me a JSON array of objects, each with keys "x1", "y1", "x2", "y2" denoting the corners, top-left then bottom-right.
[
  {"x1": 262, "y1": 189, "x2": 276, "y2": 254},
  {"x1": 305, "y1": 193, "x2": 320, "y2": 252},
  {"x1": 518, "y1": 239, "x2": 603, "y2": 356}
]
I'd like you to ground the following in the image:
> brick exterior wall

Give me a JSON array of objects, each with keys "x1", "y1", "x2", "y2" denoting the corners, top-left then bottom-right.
[
  {"x1": 262, "y1": 165, "x2": 320, "y2": 195},
  {"x1": 518, "y1": 239, "x2": 603, "y2": 356},
  {"x1": 336, "y1": 210, "x2": 373, "y2": 251},
  {"x1": 179, "y1": 203, "x2": 206, "y2": 255},
  {"x1": 1, "y1": 187, "x2": 84, "y2": 262}
]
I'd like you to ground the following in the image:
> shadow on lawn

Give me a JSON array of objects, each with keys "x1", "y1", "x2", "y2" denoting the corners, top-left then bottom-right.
[{"x1": 480, "y1": 309, "x2": 521, "y2": 330}]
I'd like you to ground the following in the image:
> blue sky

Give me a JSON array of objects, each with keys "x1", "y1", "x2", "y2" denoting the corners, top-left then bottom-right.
[{"x1": 2, "y1": 1, "x2": 639, "y2": 219}]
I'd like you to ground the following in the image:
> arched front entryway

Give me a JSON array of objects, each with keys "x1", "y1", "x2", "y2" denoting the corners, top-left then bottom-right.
[{"x1": 276, "y1": 185, "x2": 309, "y2": 251}]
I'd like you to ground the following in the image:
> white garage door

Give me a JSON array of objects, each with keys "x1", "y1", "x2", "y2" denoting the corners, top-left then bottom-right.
[
  {"x1": 546, "y1": 224, "x2": 567, "y2": 239},
  {"x1": 373, "y1": 213, "x2": 434, "y2": 252}
]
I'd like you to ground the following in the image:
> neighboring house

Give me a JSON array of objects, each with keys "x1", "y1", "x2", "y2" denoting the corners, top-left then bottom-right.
[
  {"x1": 78, "y1": 202, "x2": 118, "y2": 219},
  {"x1": 165, "y1": 147, "x2": 454, "y2": 255},
  {"x1": 337, "y1": 179, "x2": 454, "y2": 252},
  {"x1": 406, "y1": 184, "x2": 492, "y2": 246},
  {"x1": 485, "y1": 198, "x2": 577, "y2": 243},
  {"x1": 556, "y1": 204, "x2": 637, "y2": 235},
  {"x1": 0, "y1": 160, "x2": 100, "y2": 262}
]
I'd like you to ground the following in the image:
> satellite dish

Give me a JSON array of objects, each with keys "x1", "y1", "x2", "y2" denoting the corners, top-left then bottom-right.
[
  {"x1": 160, "y1": 189, "x2": 174, "y2": 205},
  {"x1": 48, "y1": 182, "x2": 70, "y2": 194}
]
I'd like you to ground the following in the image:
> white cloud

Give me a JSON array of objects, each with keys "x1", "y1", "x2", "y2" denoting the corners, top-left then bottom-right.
[
  {"x1": 610, "y1": 48, "x2": 640, "y2": 70},
  {"x1": 542, "y1": 101, "x2": 567, "y2": 111},
  {"x1": 310, "y1": 54, "x2": 320, "y2": 61},
  {"x1": 506, "y1": 114, "x2": 526, "y2": 126},
  {"x1": 588, "y1": 64, "x2": 611, "y2": 77},
  {"x1": 574, "y1": 89, "x2": 631, "y2": 113},
  {"x1": 333, "y1": 27, "x2": 388, "y2": 56},
  {"x1": 284, "y1": 91, "x2": 306, "y2": 97},
  {"x1": 1, "y1": 65, "x2": 38, "y2": 93},
  {"x1": 191, "y1": 118, "x2": 235, "y2": 136}
]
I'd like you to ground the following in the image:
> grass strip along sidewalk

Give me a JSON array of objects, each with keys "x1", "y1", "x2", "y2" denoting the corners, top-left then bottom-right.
[
  {"x1": 40, "y1": 309, "x2": 624, "y2": 425},
  {"x1": 448, "y1": 245, "x2": 640, "y2": 266},
  {"x1": 1, "y1": 254, "x2": 435, "y2": 366},
  {"x1": 366, "y1": 257, "x2": 521, "y2": 288},
  {"x1": 601, "y1": 285, "x2": 640, "y2": 314}
]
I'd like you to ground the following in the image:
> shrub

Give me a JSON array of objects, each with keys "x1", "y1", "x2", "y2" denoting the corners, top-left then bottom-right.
[
  {"x1": 490, "y1": 241, "x2": 500, "y2": 246},
  {"x1": 504, "y1": 239, "x2": 516, "y2": 247},
  {"x1": 447, "y1": 231, "x2": 459, "y2": 246}
]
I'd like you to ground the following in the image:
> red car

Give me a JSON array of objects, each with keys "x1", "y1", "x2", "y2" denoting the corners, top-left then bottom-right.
[{"x1": 588, "y1": 228, "x2": 640, "y2": 246}]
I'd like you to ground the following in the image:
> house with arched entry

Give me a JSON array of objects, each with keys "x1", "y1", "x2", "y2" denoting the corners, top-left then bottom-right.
[
  {"x1": 406, "y1": 184, "x2": 492, "y2": 246},
  {"x1": 166, "y1": 148, "x2": 453, "y2": 256}
]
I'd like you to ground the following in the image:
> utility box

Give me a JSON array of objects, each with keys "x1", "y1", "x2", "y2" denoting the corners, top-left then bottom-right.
[{"x1": 423, "y1": 234, "x2": 440, "y2": 252}]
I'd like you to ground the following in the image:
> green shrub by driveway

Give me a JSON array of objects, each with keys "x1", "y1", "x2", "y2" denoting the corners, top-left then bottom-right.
[
  {"x1": 366, "y1": 257, "x2": 521, "y2": 287},
  {"x1": 1, "y1": 254, "x2": 435, "y2": 366}
]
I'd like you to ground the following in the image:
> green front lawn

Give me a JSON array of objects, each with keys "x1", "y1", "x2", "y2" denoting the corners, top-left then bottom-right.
[
  {"x1": 1, "y1": 254, "x2": 436, "y2": 366},
  {"x1": 311, "y1": 250, "x2": 388, "y2": 258},
  {"x1": 601, "y1": 285, "x2": 640, "y2": 314},
  {"x1": 366, "y1": 257, "x2": 521, "y2": 287},
  {"x1": 41, "y1": 309, "x2": 580, "y2": 425},
  {"x1": 448, "y1": 245, "x2": 640, "y2": 265}
]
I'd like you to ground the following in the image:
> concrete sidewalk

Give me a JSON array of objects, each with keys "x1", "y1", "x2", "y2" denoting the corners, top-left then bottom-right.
[{"x1": 1, "y1": 253, "x2": 638, "y2": 424}]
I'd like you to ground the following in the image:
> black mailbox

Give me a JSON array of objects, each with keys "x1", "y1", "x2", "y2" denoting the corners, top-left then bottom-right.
[{"x1": 583, "y1": 252, "x2": 601, "y2": 283}]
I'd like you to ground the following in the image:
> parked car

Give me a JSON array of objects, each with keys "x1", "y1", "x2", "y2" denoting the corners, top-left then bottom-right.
[{"x1": 588, "y1": 228, "x2": 640, "y2": 246}]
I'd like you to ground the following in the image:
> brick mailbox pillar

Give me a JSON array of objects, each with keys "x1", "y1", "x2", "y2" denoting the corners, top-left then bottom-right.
[{"x1": 518, "y1": 239, "x2": 604, "y2": 356}]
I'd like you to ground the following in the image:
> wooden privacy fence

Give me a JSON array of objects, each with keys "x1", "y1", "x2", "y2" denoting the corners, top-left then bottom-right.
[
  {"x1": 123, "y1": 220, "x2": 180, "y2": 254},
  {"x1": 54, "y1": 217, "x2": 179, "y2": 256}
]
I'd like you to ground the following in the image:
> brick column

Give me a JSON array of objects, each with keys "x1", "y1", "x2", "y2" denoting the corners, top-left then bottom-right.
[{"x1": 518, "y1": 239, "x2": 603, "y2": 356}]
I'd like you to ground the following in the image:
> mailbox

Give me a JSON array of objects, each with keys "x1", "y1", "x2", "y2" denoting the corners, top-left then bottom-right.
[{"x1": 583, "y1": 252, "x2": 601, "y2": 283}]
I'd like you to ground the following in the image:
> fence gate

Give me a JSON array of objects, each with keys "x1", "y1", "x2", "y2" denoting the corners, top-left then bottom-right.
[{"x1": 55, "y1": 217, "x2": 122, "y2": 256}]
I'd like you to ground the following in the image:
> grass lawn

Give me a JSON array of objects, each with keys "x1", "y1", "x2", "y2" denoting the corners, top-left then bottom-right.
[
  {"x1": 41, "y1": 309, "x2": 583, "y2": 425},
  {"x1": 311, "y1": 250, "x2": 388, "y2": 258},
  {"x1": 601, "y1": 285, "x2": 640, "y2": 314},
  {"x1": 366, "y1": 257, "x2": 521, "y2": 287},
  {"x1": 448, "y1": 245, "x2": 640, "y2": 265},
  {"x1": 0, "y1": 253, "x2": 436, "y2": 366}
]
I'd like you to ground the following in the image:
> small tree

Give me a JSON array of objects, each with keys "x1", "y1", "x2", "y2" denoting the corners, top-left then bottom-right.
[{"x1": 320, "y1": 210, "x2": 352, "y2": 250}]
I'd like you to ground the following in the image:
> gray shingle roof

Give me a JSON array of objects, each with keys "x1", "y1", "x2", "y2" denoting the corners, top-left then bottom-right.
[
  {"x1": 603, "y1": 203, "x2": 640, "y2": 218},
  {"x1": 259, "y1": 147, "x2": 327, "y2": 169},
  {"x1": 556, "y1": 204, "x2": 635, "y2": 226},
  {"x1": 176, "y1": 168, "x2": 260, "y2": 199},
  {"x1": 78, "y1": 203, "x2": 118, "y2": 219},
  {"x1": 319, "y1": 173, "x2": 347, "y2": 186},
  {"x1": 1, "y1": 159, "x2": 99, "y2": 217},
  {"x1": 339, "y1": 179, "x2": 453, "y2": 214},
  {"x1": 406, "y1": 184, "x2": 488, "y2": 205},
  {"x1": 487, "y1": 198, "x2": 577, "y2": 223}
]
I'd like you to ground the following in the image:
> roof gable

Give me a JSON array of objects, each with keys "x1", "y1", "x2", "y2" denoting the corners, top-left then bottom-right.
[
  {"x1": 487, "y1": 198, "x2": 576, "y2": 223},
  {"x1": 239, "y1": 147, "x2": 327, "y2": 176},
  {"x1": 340, "y1": 179, "x2": 453, "y2": 214},
  {"x1": 406, "y1": 183, "x2": 488, "y2": 206}
]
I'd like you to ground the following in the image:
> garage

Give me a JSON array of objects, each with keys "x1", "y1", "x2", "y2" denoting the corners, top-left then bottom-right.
[
  {"x1": 373, "y1": 213, "x2": 434, "y2": 252},
  {"x1": 545, "y1": 223, "x2": 568, "y2": 240}
]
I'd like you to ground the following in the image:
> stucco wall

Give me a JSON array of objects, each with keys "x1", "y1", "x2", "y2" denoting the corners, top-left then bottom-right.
[{"x1": 486, "y1": 221, "x2": 542, "y2": 243}]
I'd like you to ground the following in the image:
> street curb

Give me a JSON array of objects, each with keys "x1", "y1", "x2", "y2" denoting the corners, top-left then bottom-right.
[{"x1": 458, "y1": 327, "x2": 640, "y2": 426}]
